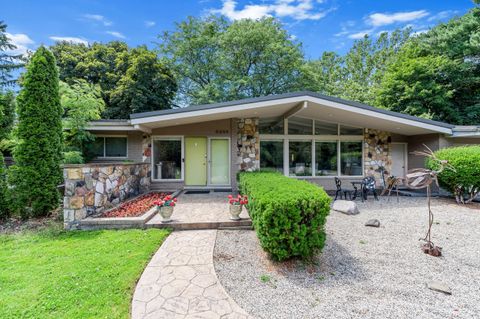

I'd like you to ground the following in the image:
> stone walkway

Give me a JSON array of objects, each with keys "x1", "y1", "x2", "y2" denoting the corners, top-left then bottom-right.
[{"x1": 131, "y1": 230, "x2": 252, "y2": 319}]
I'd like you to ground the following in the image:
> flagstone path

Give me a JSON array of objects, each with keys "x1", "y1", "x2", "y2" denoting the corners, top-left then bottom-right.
[{"x1": 131, "y1": 230, "x2": 252, "y2": 319}]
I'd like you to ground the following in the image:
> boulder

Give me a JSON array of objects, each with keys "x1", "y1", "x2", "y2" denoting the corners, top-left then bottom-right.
[
  {"x1": 332, "y1": 200, "x2": 359, "y2": 215},
  {"x1": 365, "y1": 219, "x2": 380, "y2": 227}
]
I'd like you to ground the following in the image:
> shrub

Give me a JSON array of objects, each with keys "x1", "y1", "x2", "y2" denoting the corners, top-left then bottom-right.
[
  {"x1": 0, "y1": 151, "x2": 9, "y2": 219},
  {"x1": 8, "y1": 47, "x2": 63, "y2": 217},
  {"x1": 239, "y1": 171, "x2": 331, "y2": 261},
  {"x1": 426, "y1": 146, "x2": 480, "y2": 202},
  {"x1": 62, "y1": 151, "x2": 84, "y2": 164}
]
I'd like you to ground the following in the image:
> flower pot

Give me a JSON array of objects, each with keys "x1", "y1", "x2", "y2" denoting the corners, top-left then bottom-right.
[
  {"x1": 229, "y1": 204, "x2": 242, "y2": 220},
  {"x1": 159, "y1": 206, "x2": 174, "y2": 223}
]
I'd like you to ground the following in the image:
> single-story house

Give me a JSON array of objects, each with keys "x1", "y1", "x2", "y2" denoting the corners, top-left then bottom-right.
[{"x1": 85, "y1": 91, "x2": 480, "y2": 191}]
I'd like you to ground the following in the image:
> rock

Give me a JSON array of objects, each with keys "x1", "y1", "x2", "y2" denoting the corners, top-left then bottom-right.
[
  {"x1": 365, "y1": 219, "x2": 380, "y2": 227},
  {"x1": 427, "y1": 281, "x2": 452, "y2": 295},
  {"x1": 332, "y1": 200, "x2": 359, "y2": 215}
]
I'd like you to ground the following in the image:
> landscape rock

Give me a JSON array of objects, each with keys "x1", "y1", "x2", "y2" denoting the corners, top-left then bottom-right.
[
  {"x1": 332, "y1": 200, "x2": 359, "y2": 215},
  {"x1": 365, "y1": 219, "x2": 380, "y2": 227},
  {"x1": 427, "y1": 281, "x2": 452, "y2": 295}
]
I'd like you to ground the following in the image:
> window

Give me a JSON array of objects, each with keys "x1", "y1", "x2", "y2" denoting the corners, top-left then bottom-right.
[
  {"x1": 259, "y1": 117, "x2": 284, "y2": 134},
  {"x1": 94, "y1": 136, "x2": 127, "y2": 158},
  {"x1": 153, "y1": 139, "x2": 182, "y2": 180},
  {"x1": 340, "y1": 141, "x2": 363, "y2": 176},
  {"x1": 315, "y1": 121, "x2": 338, "y2": 135},
  {"x1": 288, "y1": 117, "x2": 313, "y2": 135},
  {"x1": 260, "y1": 140, "x2": 284, "y2": 173},
  {"x1": 315, "y1": 142, "x2": 337, "y2": 176},
  {"x1": 340, "y1": 125, "x2": 363, "y2": 135},
  {"x1": 289, "y1": 141, "x2": 312, "y2": 176}
]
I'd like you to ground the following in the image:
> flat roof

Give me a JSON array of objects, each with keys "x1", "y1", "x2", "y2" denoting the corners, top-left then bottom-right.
[{"x1": 130, "y1": 91, "x2": 455, "y2": 129}]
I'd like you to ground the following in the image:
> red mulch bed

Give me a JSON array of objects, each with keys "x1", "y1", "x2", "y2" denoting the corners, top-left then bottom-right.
[{"x1": 102, "y1": 192, "x2": 170, "y2": 218}]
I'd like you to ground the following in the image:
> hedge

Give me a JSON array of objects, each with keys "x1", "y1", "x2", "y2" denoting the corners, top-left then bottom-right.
[
  {"x1": 426, "y1": 146, "x2": 480, "y2": 200},
  {"x1": 239, "y1": 171, "x2": 331, "y2": 261}
]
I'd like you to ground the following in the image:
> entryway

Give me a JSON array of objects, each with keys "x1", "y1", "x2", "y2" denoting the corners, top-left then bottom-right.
[
  {"x1": 184, "y1": 137, "x2": 230, "y2": 187},
  {"x1": 391, "y1": 143, "x2": 407, "y2": 177}
]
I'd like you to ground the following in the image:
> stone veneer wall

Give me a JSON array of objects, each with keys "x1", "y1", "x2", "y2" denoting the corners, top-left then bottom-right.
[
  {"x1": 236, "y1": 118, "x2": 260, "y2": 172},
  {"x1": 364, "y1": 128, "x2": 392, "y2": 187},
  {"x1": 63, "y1": 163, "x2": 151, "y2": 229}
]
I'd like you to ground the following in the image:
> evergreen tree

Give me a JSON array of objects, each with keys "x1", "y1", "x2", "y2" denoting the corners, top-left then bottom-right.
[
  {"x1": 9, "y1": 46, "x2": 63, "y2": 217},
  {"x1": 0, "y1": 21, "x2": 24, "y2": 87}
]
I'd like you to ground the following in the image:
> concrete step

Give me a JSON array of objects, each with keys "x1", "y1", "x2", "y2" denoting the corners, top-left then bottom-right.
[{"x1": 146, "y1": 219, "x2": 252, "y2": 231}]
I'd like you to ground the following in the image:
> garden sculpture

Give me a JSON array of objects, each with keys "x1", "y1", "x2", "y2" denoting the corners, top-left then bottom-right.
[
  {"x1": 405, "y1": 145, "x2": 455, "y2": 257},
  {"x1": 380, "y1": 175, "x2": 404, "y2": 202}
]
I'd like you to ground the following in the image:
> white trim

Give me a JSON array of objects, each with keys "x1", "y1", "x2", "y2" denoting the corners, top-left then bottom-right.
[
  {"x1": 93, "y1": 135, "x2": 128, "y2": 159},
  {"x1": 130, "y1": 95, "x2": 452, "y2": 134},
  {"x1": 151, "y1": 136, "x2": 184, "y2": 182},
  {"x1": 134, "y1": 124, "x2": 152, "y2": 134}
]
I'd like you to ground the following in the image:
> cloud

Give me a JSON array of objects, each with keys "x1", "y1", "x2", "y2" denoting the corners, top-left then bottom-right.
[
  {"x1": 106, "y1": 31, "x2": 126, "y2": 39},
  {"x1": 211, "y1": 0, "x2": 332, "y2": 21},
  {"x1": 144, "y1": 20, "x2": 156, "y2": 28},
  {"x1": 348, "y1": 29, "x2": 373, "y2": 39},
  {"x1": 83, "y1": 14, "x2": 113, "y2": 26},
  {"x1": 427, "y1": 10, "x2": 458, "y2": 22},
  {"x1": 367, "y1": 10, "x2": 429, "y2": 27},
  {"x1": 5, "y1": 32, "x2": 34, "y2": 55},
  {"x1": 49, "y1": 36, "x2": 88, "y2": 45}
]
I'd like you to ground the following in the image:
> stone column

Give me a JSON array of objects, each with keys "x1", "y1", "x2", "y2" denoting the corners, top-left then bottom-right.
[
  {"x1": 236, "y1": 118, "x2": 260, "y2": 172},
  {"x1": 364, "y1": 129, "x2": 392, "y2": 187},
  {"x1": 142, "y1": 134, "x2": 152, "y2": 163}
]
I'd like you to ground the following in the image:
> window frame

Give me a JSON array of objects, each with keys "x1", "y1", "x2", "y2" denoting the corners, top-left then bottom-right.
[
  {"x1": 151, "y1": 136, "x2": 184, "y2": 182},
  {"x1": 259, "y1": 138, "x2": 285, "y2": 174},
  {"x1": 94, "y1": 135, "x2": 128, "y2": 159}
]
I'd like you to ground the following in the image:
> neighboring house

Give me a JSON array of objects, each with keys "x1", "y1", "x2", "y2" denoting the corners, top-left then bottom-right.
[{"x1": 85, "y1": 91, "x2": 480, "y2": 191}]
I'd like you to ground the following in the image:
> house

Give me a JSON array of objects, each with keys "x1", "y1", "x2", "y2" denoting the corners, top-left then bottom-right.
[{"x1": 85, "y1": 91, "x2": 480, "y2": 191}]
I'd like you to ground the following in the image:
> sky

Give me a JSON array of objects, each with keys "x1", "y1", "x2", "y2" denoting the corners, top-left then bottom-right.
[{"x1": 1, "y1": 0, "x2": 475, "y2": 59}]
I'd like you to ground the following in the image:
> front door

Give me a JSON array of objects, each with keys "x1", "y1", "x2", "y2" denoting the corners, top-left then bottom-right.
[
  {"x1": 185, "y1": 137, "x2": 207, "y2": 186},
  {"x1": 391, "y1": 143, "x2": 407, "y2": 177},
  {"x1": 210, "y1": 138, "x2": 230, "y2": 185}
]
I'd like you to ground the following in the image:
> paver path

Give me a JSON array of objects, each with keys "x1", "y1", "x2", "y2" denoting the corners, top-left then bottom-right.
[{"x1": 132, "y1": 230, "x2": 252, "y2": 319}]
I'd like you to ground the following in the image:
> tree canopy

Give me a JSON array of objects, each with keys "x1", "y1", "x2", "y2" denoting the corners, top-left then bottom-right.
[
  {"x1": 0, "y1": 21, "x2": 24, "y2": 87},
  {"x1": 159, "y1": 16, "x2": 304, "y2": 105},
  {"x1": 50, "y1": 41, "x2": 176, "y2": 119}
]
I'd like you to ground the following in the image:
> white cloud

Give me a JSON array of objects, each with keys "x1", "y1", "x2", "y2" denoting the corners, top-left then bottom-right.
[
  {"x1": 144, "y1": 20, "x2": 156, "y2": 28},
  {"x1": 367, "y1": 10, "x2": 429, "y2": 27},
  {"x1": 211, "y1": 0, "x2": 332, "y2": 21},
  {"x1": 83, "y1": 14, "x2": 113, "y2": 26},
  {"x1": 427, "y1": 10, "x2": 458, "y2": 22},
  {"x1": 348, "y1": 29, "x2": 373, "y2": 39},
  {"x1": 5, "y1": 32, "x2": 34, "y2": 55},
  {"x1": 49, "y1": 36, "x2": 88, "y2": 45},
  {"x1": 106, "y1": 31, "x2": 126, "y2": 39}
]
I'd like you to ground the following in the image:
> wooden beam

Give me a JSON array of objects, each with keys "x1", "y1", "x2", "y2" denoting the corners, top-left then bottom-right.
[
  {"x1": 283, "y1": 101, "x2": 308, "y2": 119},
  {"x1": 134, "y1": 124, "x2": 152, "y2": 134}
]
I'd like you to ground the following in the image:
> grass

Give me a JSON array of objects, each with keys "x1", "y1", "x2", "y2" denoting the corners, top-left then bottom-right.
[
  {"x1": 0, "y1": 225, "x2": 170, "y2": 319},
  {"x1": 260, "y1": 274, "x2": 271, "y2": 283}
]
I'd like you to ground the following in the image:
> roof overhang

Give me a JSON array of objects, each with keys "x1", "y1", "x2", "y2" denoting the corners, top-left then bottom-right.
[
  {"x1": 85, "y1": 120, "x2": 136, "y2": 131},
  {"x1": 129, "y1": 93, "x2": 453, "y2": 136},
  {"x1": 450, "y1": 126, "x2": 480, "y2": 138}
]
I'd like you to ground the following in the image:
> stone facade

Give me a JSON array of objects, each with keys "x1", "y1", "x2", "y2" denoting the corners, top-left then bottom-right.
[
  {"x1": 364, "y1": 128, "x2": 392, "y2": 187},
  {"x1": 63, "y1": 163, "x2": 151, "y2": 229},
  {"x1": 236, "y1": 118, "x2": 260, "y2": 172}
]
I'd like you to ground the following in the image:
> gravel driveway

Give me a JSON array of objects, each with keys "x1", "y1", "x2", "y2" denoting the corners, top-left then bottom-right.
[{"x1": 213, "y1": 197, "x2": 480, "y2": 319}]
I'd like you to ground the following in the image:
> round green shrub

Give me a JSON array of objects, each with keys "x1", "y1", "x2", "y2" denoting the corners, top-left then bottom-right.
[
  {"x1": 239, "y1": 171, "x2": 331, "y2": 261},
  {"x1": 63, "y1": 151, "x2": 84, "y2": 164},
  {"x1": 426, "y1": 146, "x2": 480, "y2": 194}
]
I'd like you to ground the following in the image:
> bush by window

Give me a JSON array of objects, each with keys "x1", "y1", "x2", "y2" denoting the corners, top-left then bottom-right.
[{"x1": 239, "y1": 171, "x2": 331, "y2": 261}]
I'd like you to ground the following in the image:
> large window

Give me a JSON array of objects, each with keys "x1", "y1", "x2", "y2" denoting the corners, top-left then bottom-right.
[
  {"x1": 260, "y1": 140, "x2": 283, "y2": 173},
  {"x1": 340, "y1": 125, "x2": 363, "y2": 135},
  {"x1": 315, "y1": 142, "x2": 337, "y2": 176},
  {"x1": 94, "y1": 136, "x2": 127, "y2": 158},
  {"x1": 315, "y1": 121, "x2": 338, "y2": 135},
  {"x1": 288, "y1": 117, "x2": 313, "y2": 135},
  {"x1": 340, "y1": 141, "x2": 363, "y2": 176},
  {"x1": 289, "y1": 141, "x2": 312, "y2": 176},
  {"x1": 153, "y1": 139, "x2": 182, "y2": 180}
]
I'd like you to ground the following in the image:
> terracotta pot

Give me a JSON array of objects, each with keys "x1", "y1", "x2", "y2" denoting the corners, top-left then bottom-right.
[
  {"x1": 229, "y1": 204, "x2": 242, "y2": 220},
  {"x1": 159, "y1": 206, "x2": 174, "y2": 223}
]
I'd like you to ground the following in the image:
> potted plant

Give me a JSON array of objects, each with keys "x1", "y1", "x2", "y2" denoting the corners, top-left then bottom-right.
[
  {"x1": 227, "y1": 194, "x2": 248, "y2": 220},
  {"x1": 154, "y1": 195, "x2": 177, "y2": 223}
]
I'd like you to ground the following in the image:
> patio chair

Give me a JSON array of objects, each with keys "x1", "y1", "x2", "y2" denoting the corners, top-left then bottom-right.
[
  {"x1": 334, "y1": 177, "x2": 353, "y2": 201},
  {"x1": 362, "y1": 176, "x2": 379, "y2": 202}
]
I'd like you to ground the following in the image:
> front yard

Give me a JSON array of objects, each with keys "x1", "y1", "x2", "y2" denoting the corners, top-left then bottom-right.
[{"x1": 0, "y1": 224, "x2": 170, "y2": 319}]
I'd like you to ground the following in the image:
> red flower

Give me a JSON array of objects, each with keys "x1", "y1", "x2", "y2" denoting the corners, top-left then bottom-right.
[
  {"x1": 169, "y1": 202, "x2": 175, "y2": 207},
  {"x1": 173, "y1": 198, "x2": 178, "y2": 202},
  {"x1": 228, "y1": 195, "x2": 233, "y2": 199}
]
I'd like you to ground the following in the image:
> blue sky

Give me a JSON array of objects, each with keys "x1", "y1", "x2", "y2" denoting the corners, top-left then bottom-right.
[{"x1": 2, "y1": 0, "x2": 475, "y2": 59}]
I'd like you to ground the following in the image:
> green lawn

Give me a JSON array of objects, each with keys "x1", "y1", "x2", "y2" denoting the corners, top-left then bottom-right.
[{"x1": 0, "y1": 226, "x2": 170, "y2": 319}]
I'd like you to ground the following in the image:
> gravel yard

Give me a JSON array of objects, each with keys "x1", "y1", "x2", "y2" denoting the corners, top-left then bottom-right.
[{"x1": 213, "y1": 197, "x2": 480, "y2": 319}]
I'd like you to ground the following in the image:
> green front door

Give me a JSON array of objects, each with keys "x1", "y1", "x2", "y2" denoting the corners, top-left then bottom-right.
[{"x1": 185, "y1": 137, "x2": 207, "y2": 186}]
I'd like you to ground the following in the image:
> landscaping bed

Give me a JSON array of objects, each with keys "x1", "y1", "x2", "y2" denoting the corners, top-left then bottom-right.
[{"x1": 102, "y1": 192, "x2": 170, "y2": 218}]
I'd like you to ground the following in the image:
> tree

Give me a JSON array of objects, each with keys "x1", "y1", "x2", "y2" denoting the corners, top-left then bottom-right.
[
  {"x1": 51, "y1": 41, "x2": 176, "y2": 119},
  {"x1": 160, "y1": 16, "x2": 304, "y2": 105},
  {"x1": 60, "y1": 80, "x2": 104, "y2": 159},
  {"x1": 300, "y1": 52, "x2": 343, "y2": 97},
  {"x1": 0, "y1": 21, "x2": 24, "y2": 87},
  {"x1": 9, "y1": 46, "x2": 63, "y2": 218},
  {"x1": 108, "y1": 46, "x2": 177, "y2": 118}
]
